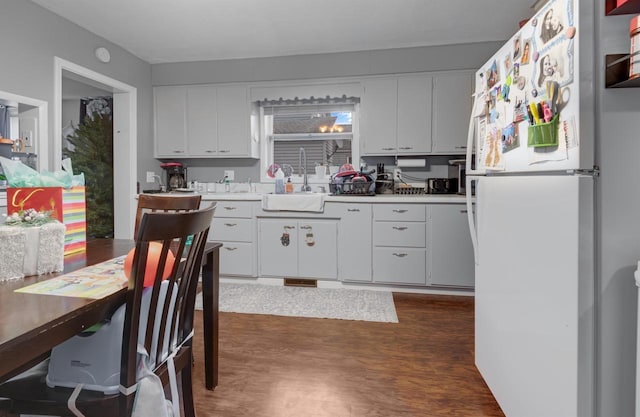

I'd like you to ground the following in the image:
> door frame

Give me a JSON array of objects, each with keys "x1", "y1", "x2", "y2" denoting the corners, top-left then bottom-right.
[{"x1": 53, "y1": 57, "x2": 137, "y2": 239}]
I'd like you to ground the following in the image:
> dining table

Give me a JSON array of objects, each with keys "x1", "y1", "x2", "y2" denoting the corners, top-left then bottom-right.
[{"x1": 0, "y1": 238, "x2": 222, "y2": 391}]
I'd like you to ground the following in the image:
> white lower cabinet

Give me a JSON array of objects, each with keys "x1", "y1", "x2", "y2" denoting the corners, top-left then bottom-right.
[
  {"x1": 259, "y1": 218, "x2": 337, "y2": 280},
  {"x1": 208, "y1": 201, "x2": 257, "y2": 277},
  {"x1": 325, "y1": 202, "x2": 372, "y2": 282},
  {"x1": 428, "y1": 203, "x2": 475, "y2": 288},
  {"x1": 372, "y1": 204, "x2": 428, "y2": 285}
]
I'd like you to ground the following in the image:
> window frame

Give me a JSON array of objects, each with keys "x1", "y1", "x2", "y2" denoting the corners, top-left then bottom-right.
[{"x1": 259, "y1": 103, "x2": 360, "y2": 185}]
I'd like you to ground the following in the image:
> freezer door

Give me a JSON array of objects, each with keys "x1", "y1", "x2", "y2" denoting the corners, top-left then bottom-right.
[{"x1": 474, "y1": 175, "x2": 595, "y2": 417}]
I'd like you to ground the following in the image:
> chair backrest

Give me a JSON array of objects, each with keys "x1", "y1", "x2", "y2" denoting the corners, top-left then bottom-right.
[
  {"x1": 120, "y1": 204, "x2": 215, "y2": 414},
  {"x1": 134, "y1": 194, "x2": 202, "y2": 239}
]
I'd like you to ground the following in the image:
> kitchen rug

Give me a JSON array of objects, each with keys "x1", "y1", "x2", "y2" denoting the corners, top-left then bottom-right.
[{"x1": 195, "y1": 283, "x2": 399, "y2": 323}]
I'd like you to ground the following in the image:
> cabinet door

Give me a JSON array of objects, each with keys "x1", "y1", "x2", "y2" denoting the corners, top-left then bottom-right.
[
  {"x1": 298, "y1": 221, "x2": 337, "y2": 279},
  {"x1": 431, "y1": 72, "x2": 473, "y2": 154},
  {"x1": 154, "y1": 86, "x2": 187, "y2": 157},
  {"x1": 397, "y1": 76, "x2": 432, "y2": 154},
  {"x1": 333, "y1": 204, "x2": 372, "y2": 282},
  {"x1": 360, "y1": 78, "x2": 397, "y2": 155},
  {"x1": 186, "y1": 86, "x2": 218, "y2": 156},
  {"x1": 217, "y1": 85, "x2": 252, "y2": 156},
  {"x1": 258, "y1": 219, "x2": 298, "y2": 277},
  {"x1": 429, "y1": 204, "x2": 474, "y2": 287}
]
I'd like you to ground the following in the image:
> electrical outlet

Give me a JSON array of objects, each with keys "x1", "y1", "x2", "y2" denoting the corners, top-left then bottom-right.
[
  {"x1": 224, "y1": 170, "x2": 235, "y2": 181},
  {"x1": 146, "y1": 171, "x2": 155, "y2": 183},
  {"x1": 394, "y1": 168, "x2": 402, "y2": 179}
]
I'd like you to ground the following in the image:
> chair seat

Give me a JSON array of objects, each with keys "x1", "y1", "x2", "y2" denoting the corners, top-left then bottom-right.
[{"x1": 0, "y1": 360, "x2": 119, "y2": 416}]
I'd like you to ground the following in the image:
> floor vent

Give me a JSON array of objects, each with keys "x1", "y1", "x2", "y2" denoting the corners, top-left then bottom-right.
[{"x1": 284, "y1": 278, "x2": 317, "y2": 287}]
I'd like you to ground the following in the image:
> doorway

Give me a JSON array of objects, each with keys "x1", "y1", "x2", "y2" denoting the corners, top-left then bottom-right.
[{"x1": 53, "y1": 57, "x2": 137, "y2": 239}]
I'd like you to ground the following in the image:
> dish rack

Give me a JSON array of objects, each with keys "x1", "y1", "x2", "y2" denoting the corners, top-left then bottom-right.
[{"x1": 329, "y1": 180, "x2": 375, "y2": 195}]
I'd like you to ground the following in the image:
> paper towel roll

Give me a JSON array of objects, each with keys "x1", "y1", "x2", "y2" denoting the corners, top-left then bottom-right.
[{"x1": 397, "y1": 159, "x2": 426, "y2": 168}]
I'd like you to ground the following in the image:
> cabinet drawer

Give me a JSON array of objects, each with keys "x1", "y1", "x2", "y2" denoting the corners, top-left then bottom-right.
[
  {"x1": 219, "y1": 242, "x2": 256, "y2": 276},
  {"x1": 210, "y1": 218, "x2": 254, "y2": 242},
  {"x1": 373, "y1": 204, "x2": 426, "y2": 222},
  {"x1": 213, "y1": 201, "x2": 253, "y2": 218},
  {"x1": 373, "y1": 221, "x2": 426, "y2": 247},
  {"x1": 372, "y1": 247, "x2": 427, "y2": 285}
]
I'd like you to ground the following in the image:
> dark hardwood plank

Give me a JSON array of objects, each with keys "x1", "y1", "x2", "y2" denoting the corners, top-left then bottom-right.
[{"x1": 191, "y1": 292, "x2": 504, "y2": 417}]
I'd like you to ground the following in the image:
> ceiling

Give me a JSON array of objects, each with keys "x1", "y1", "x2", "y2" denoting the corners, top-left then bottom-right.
[{"x1": 30, "y1": 0, "x2": 537, "y2": 65}]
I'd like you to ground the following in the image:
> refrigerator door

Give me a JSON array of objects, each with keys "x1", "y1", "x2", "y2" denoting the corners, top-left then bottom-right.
[
  {"x1": 474, "y1": 174, "x2": 594, "y2": 417},
  {"x1": 465, "y1": 0, "x2": 591, "y2": 175}
]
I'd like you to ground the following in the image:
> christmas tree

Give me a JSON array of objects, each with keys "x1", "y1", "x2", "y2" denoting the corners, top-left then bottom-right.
[{"x1": 63, "y1": 113, "x2": 114, "y2": 238}]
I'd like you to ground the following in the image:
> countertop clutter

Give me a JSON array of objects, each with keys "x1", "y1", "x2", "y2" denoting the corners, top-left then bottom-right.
[{"x1": 198, "y1": 192, "x2": 467, "y2": 203}]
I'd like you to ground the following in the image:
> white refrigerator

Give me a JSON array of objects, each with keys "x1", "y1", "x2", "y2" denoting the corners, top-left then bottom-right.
[{"x1": 465, "y1": 0, "x2": 597, "y2": 416}]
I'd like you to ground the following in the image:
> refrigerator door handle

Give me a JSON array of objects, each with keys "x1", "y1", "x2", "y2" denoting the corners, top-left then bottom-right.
[
  {"x1": 465, "y1": 93, "x2": 476, "y2": 175},
  {"x1": 466, "y1": 175, "x2": 479, "y2": 265}
]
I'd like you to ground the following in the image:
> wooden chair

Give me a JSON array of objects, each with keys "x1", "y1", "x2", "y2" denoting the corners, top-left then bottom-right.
[
  {"x1": 134, "y1": 194, "x2": 202, "y2": 238},
  {"x1": 0, "y1": 205, "x2": 216, "y2": 417}
]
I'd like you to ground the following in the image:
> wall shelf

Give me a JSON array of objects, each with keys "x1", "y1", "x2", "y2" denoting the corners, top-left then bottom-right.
[
  {"x1": 606, "y1": 0, "x2": 640, "y2": 15},
  {"x1": 606, "y1": 54, "x2": 640, "y2": 87}
]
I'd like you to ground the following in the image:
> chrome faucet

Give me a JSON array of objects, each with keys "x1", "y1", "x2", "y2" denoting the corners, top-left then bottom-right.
[{"x1": 299, "y1": 147, "x2": 312, "y2": 192}]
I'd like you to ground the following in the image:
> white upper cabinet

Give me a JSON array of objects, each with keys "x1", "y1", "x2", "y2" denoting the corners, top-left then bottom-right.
[
  {"x1": 431, "y1": 72, "x2": 473, "y2": 154},
  {"x1": 154, "y1": 84, "x2": 258, "y2": 158},
  {"x1": 216, "y1": 85, "x2": 255, "y2": 157},
  {"x1": 360, "y1": 78, "x2": 398, "y2": 155},
  {"x1": 186, "y1": 86, "x2": 217, "y2": 156},
  {"x1": 360, "y1": 75, "x2": 432, "y2": 156},
  {"x1": 154, "y1": 86, "x2": 188, "y2": 157},
  {"x1": 397, "y1": 75, "x2": 432, "y2": 154}
]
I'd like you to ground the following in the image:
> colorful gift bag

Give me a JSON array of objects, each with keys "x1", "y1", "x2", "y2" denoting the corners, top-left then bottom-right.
[{"x1": 7, "y1": 186, "x2": 87, "y2": 255}]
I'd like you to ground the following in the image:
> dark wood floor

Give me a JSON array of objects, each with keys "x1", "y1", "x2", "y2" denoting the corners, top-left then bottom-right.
[{"x1": 190, "y1": 292, "x2": 504, "y2": 417}]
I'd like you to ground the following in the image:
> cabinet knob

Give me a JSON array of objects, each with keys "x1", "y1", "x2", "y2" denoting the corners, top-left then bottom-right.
[
  {"x1": 392, "y1": 226, "x2": 408, "y2": 231},
  {"x1": 224, "y1": 223, "x2": 237, "y2": 227},
  {"x1": 392, "y1": 253, "x2": 408, "y2": 258},
  {"x1": 392, "y1": 209, "x2": 408, "y2": 213}
]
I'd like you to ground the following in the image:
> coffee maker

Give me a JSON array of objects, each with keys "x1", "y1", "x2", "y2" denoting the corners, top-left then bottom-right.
[{"x1": 160, "y1": 162, "x2": 187, "y2": 191}]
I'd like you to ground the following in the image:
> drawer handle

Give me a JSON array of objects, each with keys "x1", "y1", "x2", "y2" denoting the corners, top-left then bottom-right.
[
  {"x1": 460, "y1": 210, "x2": 468, "y2": 214},
  {"x1": 300, "y1": 225, "x2": 312, "y2": 230},
  {"x1": 392, "y1": 253, "x2": 408, "y2": 258},
  {"x1": 219, "y1": 149, "x2": 230, "y2": 153},
  {"x1": 284, "y1": 225, "x2": 296, "y2": 230},
  {"x1": 224, "y1": 223, "x2": 237, "y2": 227},
  {"x1": 223, "y1": 206, "x2": 237, "y2": 210},
  {"x1": 382, "y1": 147, "x2": 396, "y2": 151},
  {"x1": 347, "y1": 208, "x2": 360, "y2": 212},
  {"x1": 392, "y1": 226, "x2": 408, "y2": 231},
  {"x1": 224, "y1": 247, "x2": 238, "y2": 251},
  {"x1": 398, "y1": 146, "x2": 413, "y2": 150},
  {"x1": 392, "y1": 209, "x2": 408, "y2": 213},
  {"x1": 455, "y1": 146, "x2": 467, "y2": 149}
]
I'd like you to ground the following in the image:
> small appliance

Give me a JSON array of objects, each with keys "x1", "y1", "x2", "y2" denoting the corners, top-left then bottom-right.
[
  {"x1": 427, "y1": 178, "x2": 457, "y2": 194},
  {"x1": 161, "y1": 162, "x2": 187, "y2": 191}
]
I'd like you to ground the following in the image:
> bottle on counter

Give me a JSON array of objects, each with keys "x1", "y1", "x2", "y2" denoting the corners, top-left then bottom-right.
[
  {"x1": 285, "y1": 177, "x2": 294, "y2": 194},
  {"x1": 224, "y1": 177, "x2": 230, "y2": 192},
  {"x1": 275, "y1": 169, "x2": 285, "y2": 194}
]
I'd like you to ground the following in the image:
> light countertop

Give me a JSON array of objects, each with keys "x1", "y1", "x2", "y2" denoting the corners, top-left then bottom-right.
[{"x1": 199, "y1": 192, "x2": 468, "y2": 204}]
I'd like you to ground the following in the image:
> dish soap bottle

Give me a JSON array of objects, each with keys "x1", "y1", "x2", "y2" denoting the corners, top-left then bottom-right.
[
  {"x1": 285, "y1": 177, "x2": 293, "y2": 194},
  {"x1": 224, "y1": 176, "x2": 230, "y2": 192},
  {"x1": 275, "y1": 168, "x2": 285, "y2": 194}
]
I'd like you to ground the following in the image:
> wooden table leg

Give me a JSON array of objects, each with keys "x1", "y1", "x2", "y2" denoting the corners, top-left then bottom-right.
[{"x1": 201, "y1": 246, "x2": 220, "y2": 390}]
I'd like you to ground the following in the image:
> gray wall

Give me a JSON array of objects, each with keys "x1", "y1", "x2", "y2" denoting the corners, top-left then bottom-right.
[
  {"x1": 152, "y1": 42, "x2": 504, "y2": 184},
  {"x1": 0, "y1": 0, "x2": 155, "y2": 181},
  {"x1": 597, "y1": 3, "x2": 640, "y2": 416}
]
